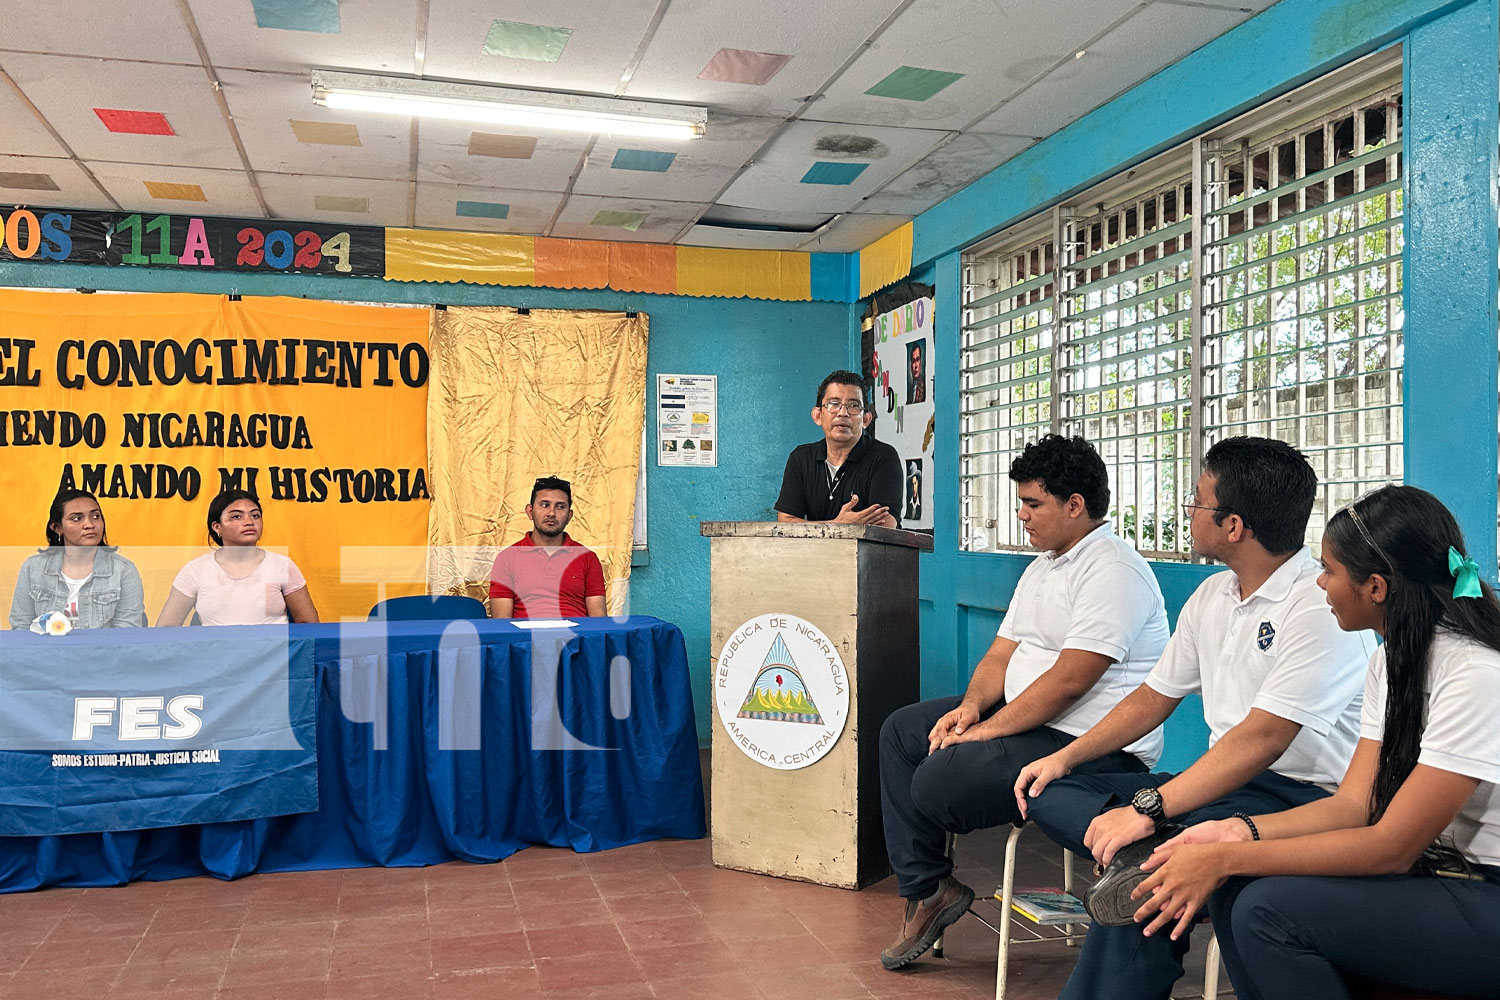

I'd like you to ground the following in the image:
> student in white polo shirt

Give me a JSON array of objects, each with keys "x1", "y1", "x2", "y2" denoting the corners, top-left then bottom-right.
[
  {"x1": 1012, "y1": 436, "x2": 1376, "y2": 1000},
  {"x1": 877, "y1": 434, "x2": 1170, "y2": 972},
  {"x1": 1129, "y1": 486, "x2": 1500, "y2": 1000}
]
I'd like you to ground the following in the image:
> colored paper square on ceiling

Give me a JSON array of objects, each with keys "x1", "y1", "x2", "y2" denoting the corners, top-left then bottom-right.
[
  {"x1": 611, "y1": 149, "x2": 675, "y2": 172},
  {"x1": 698, "y1": 48, "x2": 791, "y2": 86},
  {"x1": 94, "y1": 109, "x2": 175, "y2": 135},
  {"x1": 456, "y1": 200, "x2": 510, "y2": 219},
  {"x1": 468, "y1": 132, "x2": 538, "y2": 159},
  {"x1": 801, "y1": 162, "x2": 868, "y2": 185},
  {"x1": 315, "y1": 195, "x2": 369, "y2": 213},
  {"x1": 144, "y1": 181, "x2": 205, "y2": 201},
  {"x1": 290, "y1": 119, "x2": 361, "y2": 145},
  {"x1": 0, "y1": 172, "x2": 60, "y2": 191},
  {"x1": 592, "y1": 210, "x2": 647, "y2": 232},
  {"x1": 483, "y1": 20, "x2": 572, "y2": 62},
  {"x1": 252, "y1": 0, "x2": 341, "y2": 33},
  {"x1": 865, "y1": 66, "x2": 964, "y2": 101}
]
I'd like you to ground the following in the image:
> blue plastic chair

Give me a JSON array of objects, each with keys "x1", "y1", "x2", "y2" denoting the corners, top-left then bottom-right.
[{"x1": 367, "y1": 595, "x2": 488, "y2": 621}]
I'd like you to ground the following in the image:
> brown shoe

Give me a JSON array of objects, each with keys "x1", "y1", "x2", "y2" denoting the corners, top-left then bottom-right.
[{"x1": 879, "y1": 876, "x2": 975, "y2": 970}]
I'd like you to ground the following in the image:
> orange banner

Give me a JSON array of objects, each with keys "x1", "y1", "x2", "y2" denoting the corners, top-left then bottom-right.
[{"x1": 0, "y1": 290, "x2": 430, "y2": 623}]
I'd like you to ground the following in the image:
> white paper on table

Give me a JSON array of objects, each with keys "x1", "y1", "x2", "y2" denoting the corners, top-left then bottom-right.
[{"x1": 509, "y1": 619, "x2": 579, "y2": 629}]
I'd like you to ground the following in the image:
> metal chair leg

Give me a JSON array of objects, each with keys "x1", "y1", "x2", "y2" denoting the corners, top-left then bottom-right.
[
  {"x1": 934, "y1": 831, "x2": 957, "y2": 958},
  {"x1": 1204, "y1": 932, "x2": 1222, "y2": 997},
  {"x1": 995, "y1": 823, "x2": 1025, "y2": 1000}
]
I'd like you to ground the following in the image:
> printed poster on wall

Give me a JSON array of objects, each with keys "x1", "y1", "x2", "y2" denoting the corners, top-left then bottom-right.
[
  {"x1": 657, "y1": 374, "x2": 717, "y2": 467},
  {"x1": 872, "y1": 297, "x2": 935, "y2": 530}
]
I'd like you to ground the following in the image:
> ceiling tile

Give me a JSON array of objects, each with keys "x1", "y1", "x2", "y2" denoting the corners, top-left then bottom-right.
[
  {"x1": 592, "y1": 209, "x2": 648, "y2": 231},
  {"x1": 0, "y1": 170, "x2": 61, "y2": 192},
  {"x1": 220, "y1": 69, "x2": 410, "y2": 180},
  {"x1": 414, "y1": 183, "x2": 563, "y2": 233},
  {"x1": 251, "y1": 0, "x2": 340, "y2": 33},
  {"x1": 89, "y1": 163, "x2": 264, "y2": 217},
  {"x1": 94, "y1": 109, "x2": 176, "y2": 136},
  {"x1": 716, "y1": 120, "x2": 951, "y2": 214},
  {"x1": 611, "y1": 149, "x2": 676, "y2": 172},
  {"x1": 624, "y1": 0, "x2": 896, "y2": 117},
  {"x1": 482, "y1": 20, "x2": 573, "y2": 62},
  {"x1": 864, "y1": 66, "x2": 965, "y2": 102},
  {"x1": 698, "y1": 48, "x2": 792, "y2": 87},
  {"x1": 0, "y1": 0, "x2": 199, "y2": 62},
  {"x1": 0, "y1": 156, "x2": 116, "y2": 210},
  {"x1": 289, "y1": 120, "x2": 362, "y2": 146},
  {"x1": 550, "y1": 194, "x2": 703, "y2": 243},
  {"x1": 797, "y1": 213, "x2": 912, "y2": 254},
  {"x1": 188, "y1": 0, "x2": 419, "y2": 75},
  {"x1": 418, "y1": 119, "x2": 589, "y2": 191},
  {"x1": 468, "y1": 133, "x2": 539, "y2": 159},
  {"x1": 144, "y1": 180, "x2": 207, "y2": 201},
  {"x1": 859, "y1": 132, "x2": 1035, "y2": 215},
  {"x1": 5, "y1": 55, "x2": 241, "y2": 169},
  {"x1": 970, "y1": 3, "x2": 1253, "y2": 136},
  {"x1": 424, "y1": 0, "x2": 661, "y2": 96},
  {"x1": 568, "y1": 112, "x2": 780, "y2": 203},
  {"x1": 802, "y1": 162, "x2": 867, "y2": 185},
  {"x1": 0, "y1": 83, "x2": 68, "y2": 159},
  {"x1": 258, "y1": 173, "x2": 409, "y2": 226},
  {"x1": 813, "y1": 0, "x2": 1139, "y2": 130},
  {"x1": 456, "y1": 199, "x2": 509, "y2": 219}
]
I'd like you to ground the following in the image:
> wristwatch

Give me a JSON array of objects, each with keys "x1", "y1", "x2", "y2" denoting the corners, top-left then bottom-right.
[{"x1": 1130, "y1": 786, "x2": 1168, "y2": 829}]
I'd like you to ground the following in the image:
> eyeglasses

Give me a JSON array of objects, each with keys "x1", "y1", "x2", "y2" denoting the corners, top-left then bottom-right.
[
  {"x1": 821, "y1": 400, "x2": 865, "y2": 415},
  {"x1": 1181, "y1": 493, "x2": 1233, "y2": 517}
]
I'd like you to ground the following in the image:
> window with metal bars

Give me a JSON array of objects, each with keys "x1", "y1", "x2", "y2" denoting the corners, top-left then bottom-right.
[
  {"x1": 1059, "y1": 179, "x2": 1195, "y2": 558},
  {"x1": 959, "y1": 231, "x2": 1054, "y2": 551},
  {"x1": 1199, "y1": 86, "x2": 1404, "y2": 545},
  {"x1": 956, "y1": 73, "x2": 1405, "y2": 559}
]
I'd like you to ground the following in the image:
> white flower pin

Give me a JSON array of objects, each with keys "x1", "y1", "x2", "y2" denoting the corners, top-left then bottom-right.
[{"x1": 30, "y1": 611, "x2": 74, "y2": 636}]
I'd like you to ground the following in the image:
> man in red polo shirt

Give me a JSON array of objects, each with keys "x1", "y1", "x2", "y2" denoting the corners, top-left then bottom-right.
[{"x1": 488, "y1": 476, "x2": 606, "y2": 619}]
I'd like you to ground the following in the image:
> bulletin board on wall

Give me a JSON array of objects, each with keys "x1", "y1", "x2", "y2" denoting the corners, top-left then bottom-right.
[{"x1": 865, "y1": 282, "x2": 936, "y2": 531}]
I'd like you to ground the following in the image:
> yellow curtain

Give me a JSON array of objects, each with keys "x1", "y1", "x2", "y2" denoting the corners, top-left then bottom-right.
[{"x1": 426, "y1": 307, "x2": 647, "y2": 614}]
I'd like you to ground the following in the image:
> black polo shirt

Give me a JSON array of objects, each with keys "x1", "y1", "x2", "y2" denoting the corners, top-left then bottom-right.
[{"x1": 774, "y1": 433, "x2": 904, "y2": 526}]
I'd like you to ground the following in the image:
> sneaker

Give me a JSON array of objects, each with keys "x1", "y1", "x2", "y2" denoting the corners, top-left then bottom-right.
[
  {"x1": 879, "y1": 876, "x2": 975, "y2": 970},
  {"x1": 1081, "y1": 826, "x2": 1182, "y2": 926}
]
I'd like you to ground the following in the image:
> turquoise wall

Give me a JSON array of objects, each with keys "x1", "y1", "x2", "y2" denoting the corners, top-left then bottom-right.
[
  {"x1": 908, "y1": 0, "x2": 1499, "y2": 770},
  {"x1": 0, "y1": 260, "x2": 860, "y2": 740}
]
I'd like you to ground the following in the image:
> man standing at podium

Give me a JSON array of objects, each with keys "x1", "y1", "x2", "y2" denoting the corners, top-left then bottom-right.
[
  {"x1": 877, "y1": 434, "x2": 1170, "y2": 971},
  {"x1": 775, "y1": 370, "x2": 902, "y2": 528}
]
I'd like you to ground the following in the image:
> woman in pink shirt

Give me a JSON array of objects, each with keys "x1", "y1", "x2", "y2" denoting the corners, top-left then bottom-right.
[{"x1": 157, "y1": 490, "x2": 319, "y2": 626}]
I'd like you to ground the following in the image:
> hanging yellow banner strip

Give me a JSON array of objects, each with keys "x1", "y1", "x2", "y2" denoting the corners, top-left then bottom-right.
[
  {"x1": 383, "y1": 230, "x2": 829, "y2": 301},
  {"x1": 676, "y1": 247, "x2": 811, "y2": 301},
  {"x1": 385, "y1": 229, "x2": 536, "y2": 286},
  {"x1": 858, "y1": 222, "x2": 915, "y2": 299}
]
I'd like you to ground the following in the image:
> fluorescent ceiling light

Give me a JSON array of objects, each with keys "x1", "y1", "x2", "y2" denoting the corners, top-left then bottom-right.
[{"x1": 312, "y1": 70, "x2": 706, "y2": 140}]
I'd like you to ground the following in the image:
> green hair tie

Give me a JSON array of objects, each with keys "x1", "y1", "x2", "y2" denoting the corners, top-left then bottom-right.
[{"x1": 1448, "y1": 546, "x2": 1483, "y2": 599}]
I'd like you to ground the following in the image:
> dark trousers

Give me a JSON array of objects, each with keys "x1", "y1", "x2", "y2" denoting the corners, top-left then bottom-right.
[
  {"x1": 1026, "y1": 768, "x2": 1328, "y2": 1000},
  {"x1": 878, "y1": 695, "x2": 1148, "y2": 900},
  {"x1": 1213, "y1": 872, "x2": 1500, "y2": 1000}
]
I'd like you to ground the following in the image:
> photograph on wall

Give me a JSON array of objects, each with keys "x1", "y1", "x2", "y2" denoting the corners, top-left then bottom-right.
[{"x1": 872, "y1": 296, "x2": 935, "y2": 531}]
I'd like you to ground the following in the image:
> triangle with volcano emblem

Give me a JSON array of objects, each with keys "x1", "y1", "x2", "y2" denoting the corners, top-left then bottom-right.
[{"x1": 736, "y1": 632, "x2": 824, "y2": 725}]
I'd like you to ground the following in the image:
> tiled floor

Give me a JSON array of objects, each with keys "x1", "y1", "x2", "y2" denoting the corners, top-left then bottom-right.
[{"x1": 0, "y1": 763, "x2": 1230, "y2": 1000}]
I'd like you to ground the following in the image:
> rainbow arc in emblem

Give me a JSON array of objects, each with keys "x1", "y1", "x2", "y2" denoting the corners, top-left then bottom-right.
[{"x1": 736, "y1": 633, "x2": 824, "y2": 724}]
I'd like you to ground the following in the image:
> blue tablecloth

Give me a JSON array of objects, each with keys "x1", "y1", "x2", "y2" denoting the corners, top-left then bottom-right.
[{"x1": 0, "y1": 616, "x2": 705, "y2": 891}]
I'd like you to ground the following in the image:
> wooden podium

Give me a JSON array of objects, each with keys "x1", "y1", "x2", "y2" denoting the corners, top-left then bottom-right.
[{"x1": 699, "y1": 521, "x2": 932, "y2": 889}]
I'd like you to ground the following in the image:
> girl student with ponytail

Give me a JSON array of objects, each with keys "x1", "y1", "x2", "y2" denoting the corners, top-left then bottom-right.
[{"x1": 1128, "y1": 485, "x2": 1500, "y2": 1000}]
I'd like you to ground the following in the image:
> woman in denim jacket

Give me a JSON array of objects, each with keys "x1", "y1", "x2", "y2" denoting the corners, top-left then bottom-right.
[{"x1": 8, "y1": 489, "x2": 146, "y2": 629}]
